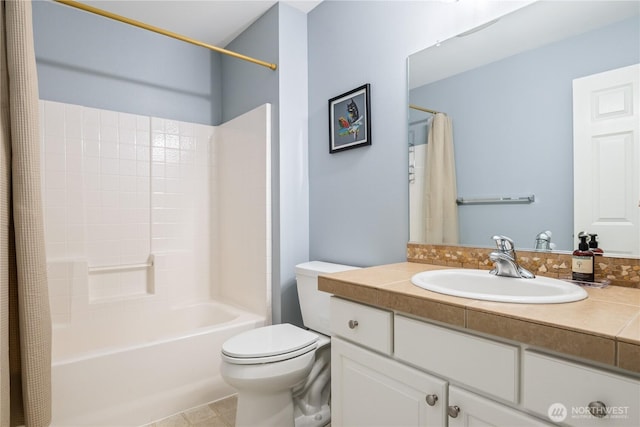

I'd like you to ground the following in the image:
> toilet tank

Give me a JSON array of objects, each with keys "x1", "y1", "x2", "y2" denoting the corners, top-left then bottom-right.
[{"x1": 295, "y1": 261, "x2": 360, "y2": 336}]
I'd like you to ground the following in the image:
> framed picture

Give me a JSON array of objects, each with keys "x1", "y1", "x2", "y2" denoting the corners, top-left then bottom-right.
[{"x1": 328, "y1": 84, "x2": 371, "y2": 153}]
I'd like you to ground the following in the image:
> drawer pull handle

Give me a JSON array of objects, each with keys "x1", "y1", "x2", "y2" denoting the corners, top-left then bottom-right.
[
  {"x1": 448, "y1": 405, "x2": 460, "y2": 418},
  {"x1": 348, "y1": 320, "x2": 359, "y2": 329},
  {"x1": 425, "y1": 394, "x2": 438, "y2": 406},
  {"x1": 588, "y1": 401, "x2": 607, "y2": 418}
]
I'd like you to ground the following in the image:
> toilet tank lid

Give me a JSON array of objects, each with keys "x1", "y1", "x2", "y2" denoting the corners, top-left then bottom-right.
[{"x1": 295, "y1": 261, "x2": 360, "y2": 277}]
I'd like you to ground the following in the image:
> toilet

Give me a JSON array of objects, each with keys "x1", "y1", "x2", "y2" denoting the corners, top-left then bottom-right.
[{"x1": 220, "y1": 261, "x2": 359, "y2": 427}]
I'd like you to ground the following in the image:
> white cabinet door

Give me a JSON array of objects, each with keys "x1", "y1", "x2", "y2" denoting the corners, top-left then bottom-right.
[
  {"x1": 523, "y1": 351, "x2": 640, "y2": 427},
  {"x1": 448, "y1": 386, "x2": 552, "y2": 427},
  {"x1": 331, "y1": 337, "x2": 447, "y2": 427},
  {"x1": 573, "y1": 63, "x2": 640, "y2": 256}
]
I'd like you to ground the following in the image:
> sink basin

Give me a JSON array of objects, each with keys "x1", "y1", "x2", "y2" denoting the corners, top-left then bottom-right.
[{"x1": 411, "y1": 269, "x2": 588, "y2": 304}]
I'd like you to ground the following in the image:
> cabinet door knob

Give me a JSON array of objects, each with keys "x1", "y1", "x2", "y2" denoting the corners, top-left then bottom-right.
[
  {"x1": 448, "y1": 405, "x2": 460, "y2": 418},
  {"x1": 425, "y1": 394, "x2": 438, "y2": 406},
  {"x1": 588, "y1": 401, "x2": 607, "y2": 418},
  {"x1": 348, "y1": 320, "x2": 359, "y2": 329}
]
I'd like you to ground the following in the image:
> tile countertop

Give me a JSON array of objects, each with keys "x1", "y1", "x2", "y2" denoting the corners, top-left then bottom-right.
[{"x1": 318, "y1": 262, "x2": 640, "y2": 374}]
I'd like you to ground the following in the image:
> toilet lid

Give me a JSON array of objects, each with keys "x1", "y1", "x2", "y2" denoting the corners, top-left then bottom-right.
[{"x1": 222, "y1": 323, "x2": 319, "y2": 361}]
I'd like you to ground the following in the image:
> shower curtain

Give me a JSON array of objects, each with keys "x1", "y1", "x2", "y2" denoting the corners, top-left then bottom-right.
[
  {"x1": 423, "y1": 113, "x2": 459, "y2": 244},
  {"x1": 1, "y1": 1, "x2": 52, "y2": 426}
]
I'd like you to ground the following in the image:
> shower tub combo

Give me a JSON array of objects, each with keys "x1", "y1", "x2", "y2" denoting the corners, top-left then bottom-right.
[
  {"x1": 51, "y1": 301, "x2": 264, "y2": 426},
  {"x1": 41, "y1": 101, "x2": 272, "y2": 426}
]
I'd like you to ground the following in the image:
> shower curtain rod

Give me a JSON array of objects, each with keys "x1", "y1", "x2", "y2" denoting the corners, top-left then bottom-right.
[
  {"x1": 53, "y1": 0, "x2": 278, "y2": 71},
  {"x1": 409, "y1": 104, "x2": 442, "y2": 115}
]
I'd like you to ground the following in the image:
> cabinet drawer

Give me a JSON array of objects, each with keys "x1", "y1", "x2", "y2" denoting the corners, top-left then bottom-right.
[
  {"x1": 523, "y1": 351, "x2": 640, "y2": 426},
  {"x1": 394, "y1": 315, "x2": 519, "y2": 403},
  {"x1": 330, "y1": 297, "x2": 392, "y2": 355}
]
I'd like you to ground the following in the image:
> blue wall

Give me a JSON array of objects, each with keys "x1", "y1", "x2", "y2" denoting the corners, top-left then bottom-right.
[
  {"x1": 307, "y1": 0, "x2": 525, "y2": 267},
  {"x1": 409, "y1": 17, "x2": 640, "y2": 251},
  {"x1": 32, "y1": 0, "x2": 222, "y2": 125},
  {"x1": 275, "y1": 4, "x2": 310, "y2": 327}
]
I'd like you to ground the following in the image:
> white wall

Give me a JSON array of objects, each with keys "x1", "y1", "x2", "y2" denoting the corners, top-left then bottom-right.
[{"x1": 215, "y1": 104, "x2": 273, "y2": 320}]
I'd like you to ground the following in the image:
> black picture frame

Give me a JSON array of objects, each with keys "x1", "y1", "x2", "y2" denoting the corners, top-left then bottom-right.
[{"x1": 328, "y1": 84, "x2": 371, "y2": 153}]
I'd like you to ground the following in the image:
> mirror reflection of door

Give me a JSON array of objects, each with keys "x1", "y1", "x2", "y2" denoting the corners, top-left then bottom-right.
[
  {"x1": 573, "y1": 64, "x2": 640, "y2": 256},
  {"x1": 408, "y1": 1, "x2": 639, "y2": 253}
]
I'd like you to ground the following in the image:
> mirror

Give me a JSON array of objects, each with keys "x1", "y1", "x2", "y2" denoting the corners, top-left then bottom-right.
[{"x1": 408, "y1": 1, "x2": 639, "y2": 255}]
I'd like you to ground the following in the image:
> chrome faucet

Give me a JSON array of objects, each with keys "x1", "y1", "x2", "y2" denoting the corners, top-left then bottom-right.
[
  {"x1": 534, "y1": 230, "x2": 555, "y2": 251},
  {"x1": 489, "y1": 235, "x2": 535, "y2": 279}
]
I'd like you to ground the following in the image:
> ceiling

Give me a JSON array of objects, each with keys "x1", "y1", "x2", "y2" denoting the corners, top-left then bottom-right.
[{"x1": 75, "y1": 0, "x2": 323, "y2": 47}]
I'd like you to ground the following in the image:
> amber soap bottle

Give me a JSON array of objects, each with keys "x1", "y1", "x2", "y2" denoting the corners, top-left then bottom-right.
[
  {"x1": 588, "y1": 233, "x2": 604, "y2": 255},
  {"x1": 572, "y1": 235, "x2": 594, "y2": 282}
]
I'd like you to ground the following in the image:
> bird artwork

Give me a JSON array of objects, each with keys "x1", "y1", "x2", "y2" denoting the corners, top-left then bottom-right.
[{"x1": 337, "y1": 98, "x2": 363, "y2": 140}]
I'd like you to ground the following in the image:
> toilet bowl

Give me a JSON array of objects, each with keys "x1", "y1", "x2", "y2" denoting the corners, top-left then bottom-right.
[{"x1": 220, "y1": 261, "x2": 359, "y2": 427}]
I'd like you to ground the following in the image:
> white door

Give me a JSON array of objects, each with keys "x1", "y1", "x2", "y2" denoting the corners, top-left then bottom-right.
[
  {"x1": 331, "y1": 337, "x2": 447, "y2": 427},
  {"x1": 573, "y1": 64, "x2": 640, "y2": 256}
]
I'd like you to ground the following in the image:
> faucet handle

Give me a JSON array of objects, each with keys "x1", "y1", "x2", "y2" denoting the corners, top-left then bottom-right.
[{"x1": 492, "y1": 235, "x2": 514, "y2": 252}]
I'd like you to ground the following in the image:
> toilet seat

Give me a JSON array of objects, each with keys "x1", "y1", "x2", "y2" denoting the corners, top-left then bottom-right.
[{"x1": 222, "y1": 323, "x2": 319, "y2": 365}]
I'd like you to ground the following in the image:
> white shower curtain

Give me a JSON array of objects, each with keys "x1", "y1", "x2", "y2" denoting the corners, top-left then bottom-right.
[
  {"x1": 1, "y1": 0, "x2": 52, "y2": 425},
  {"x1": 423, "y1": 113, "x2": 459, "y2": 244}
]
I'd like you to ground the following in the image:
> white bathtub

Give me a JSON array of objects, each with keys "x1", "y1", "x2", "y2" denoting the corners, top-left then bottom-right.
[{"x1": 51, "y1": 301, "x2": 265, "y2": 426}]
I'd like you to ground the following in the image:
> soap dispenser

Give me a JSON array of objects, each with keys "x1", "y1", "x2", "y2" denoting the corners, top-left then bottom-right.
[
  {"x1": 572, "y1": 234, "x2": 594, "y2": 282},
  {"x1": 588, "y1": 233, "x2": 604, "y2": 255}
]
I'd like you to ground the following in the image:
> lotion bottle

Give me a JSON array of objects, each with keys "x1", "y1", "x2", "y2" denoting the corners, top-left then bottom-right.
[
  {"x1": 572, "y1": 235, "x2": 594, "y2": 282},
  {"x1": 588, "y1": 233, "x2": 604, "y2": 255}
]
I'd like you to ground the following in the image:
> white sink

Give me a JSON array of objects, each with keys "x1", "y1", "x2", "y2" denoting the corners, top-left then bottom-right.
[{"x1": 411, "y1": 269, "x2": 588, "y2": 304}]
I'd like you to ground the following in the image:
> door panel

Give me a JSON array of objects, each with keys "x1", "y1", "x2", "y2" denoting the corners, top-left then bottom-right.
[{"x1": 573, "y1": 64, "x2": 640, "y2": 256}]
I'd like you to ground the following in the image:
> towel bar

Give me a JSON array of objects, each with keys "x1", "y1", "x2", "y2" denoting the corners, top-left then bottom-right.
[
  {"x1": 456, "y1": 195, "x2": 535, "y2": 205},
  {"x1": 88, "y1": 260, "x2": 154, "y2": 273}
]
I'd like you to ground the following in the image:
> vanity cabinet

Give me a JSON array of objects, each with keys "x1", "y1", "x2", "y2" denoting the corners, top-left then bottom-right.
[
  {"x1": 332, "y1": 337, "x2": 447, "y2": 426},
  {"x1": 329, "y1": 296, "x2": 640, "y2": 427},
  {"x1": 448, "y1": 386, "x2": 550, "y2": 427},
  {"x1": 523, "y1": 351, "x2": 640, "y2": 426}
]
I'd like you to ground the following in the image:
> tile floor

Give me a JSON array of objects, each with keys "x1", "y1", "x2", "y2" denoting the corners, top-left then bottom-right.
[
  {"x1": 144, "y1": 395, "x2": 331, "y2": 427},
  {"x1": 144, "y1": 395, "x2": 237, "y2": 427}
]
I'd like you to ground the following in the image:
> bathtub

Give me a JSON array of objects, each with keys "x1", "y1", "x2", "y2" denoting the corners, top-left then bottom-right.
[{"x1": 51, "y1": 301, "x2": 265, "y2": 426}]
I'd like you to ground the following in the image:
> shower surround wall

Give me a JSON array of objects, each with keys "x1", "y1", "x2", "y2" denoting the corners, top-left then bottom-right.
[
  {"x1": 39, "y1": 100, "x2": 271, "y2": 424},
  {"x1": 409, "y1": 137, "x2": 427, "y2": 242}
]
